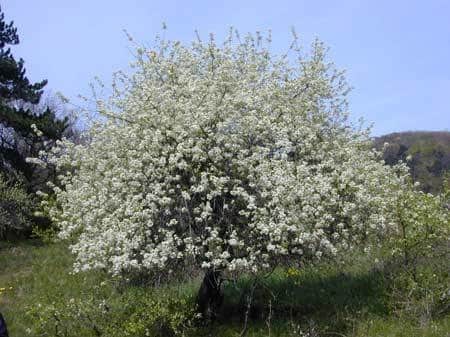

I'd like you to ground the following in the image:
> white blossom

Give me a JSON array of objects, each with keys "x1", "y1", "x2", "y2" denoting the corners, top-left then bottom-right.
[{"x1": 39, "y1": 30, "x2": 407, "y2": 276}]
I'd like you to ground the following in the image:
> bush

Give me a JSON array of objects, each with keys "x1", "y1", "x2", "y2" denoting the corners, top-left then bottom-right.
[
  {"x1": 117, "y1": 292, "x2": 195, "y2": 337},
  {"x1": 0, "y1": 173, "x2": 35, "y2": 239},
  {"x1": 390, "y1": 180, "x2": 449, "y2": 274},
  {"x1": 26, "y1": 286, "x2": 196, "y2": 337},
  {"x1": 385, "y1": 179, "x2": 450, "y2": 321}
]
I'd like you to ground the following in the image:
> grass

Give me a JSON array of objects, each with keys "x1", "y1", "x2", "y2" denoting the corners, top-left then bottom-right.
[
  {"x1": 0, "y1": 240, "x2": 110, "y2": 336},
  {"x1": 0, "y1": 240, "x2": 449, "y2": 336}
]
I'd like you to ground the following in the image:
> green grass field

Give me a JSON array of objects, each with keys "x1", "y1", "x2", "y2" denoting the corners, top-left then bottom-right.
[{"x1": 1, "y1": 240, "x2": 449, "y2": 337}]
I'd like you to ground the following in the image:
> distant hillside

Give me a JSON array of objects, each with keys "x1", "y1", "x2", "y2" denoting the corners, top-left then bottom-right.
[{"x1": 374, "y1": 131, "x2": 450, "y2": 194}]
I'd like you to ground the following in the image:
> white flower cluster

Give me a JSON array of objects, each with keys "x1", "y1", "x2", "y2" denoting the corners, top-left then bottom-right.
[{"x1": 43, "y1": 31, "x2": 408, "y2": 276}]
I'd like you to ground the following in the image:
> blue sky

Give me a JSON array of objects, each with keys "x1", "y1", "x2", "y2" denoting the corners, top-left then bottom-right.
[{"x1": 3, "y1": 0, "x2": 450, "y2": 135}]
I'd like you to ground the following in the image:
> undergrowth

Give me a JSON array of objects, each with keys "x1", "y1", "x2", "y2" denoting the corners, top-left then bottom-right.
[{"x1": 1, "y1": 240, "x2": 448, "y2": 336}]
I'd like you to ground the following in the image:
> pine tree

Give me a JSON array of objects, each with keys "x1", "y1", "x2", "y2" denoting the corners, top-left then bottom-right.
[{"x1": 0, "y1": 6, "x2": 68, "y2": 191}]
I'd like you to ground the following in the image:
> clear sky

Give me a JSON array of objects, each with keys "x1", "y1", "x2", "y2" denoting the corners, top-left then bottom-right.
[{"x1": 2, "y1": 0, "x2": 450, "y2": 135}]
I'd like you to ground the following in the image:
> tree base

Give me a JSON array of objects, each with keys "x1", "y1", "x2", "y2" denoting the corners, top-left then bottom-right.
[{"x1": 196, "y1": 269, "x2": 224, "y2": 321}]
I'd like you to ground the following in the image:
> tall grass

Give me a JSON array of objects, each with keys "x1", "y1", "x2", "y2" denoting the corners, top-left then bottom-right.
[{"x1": 0, "y1": 241, "x2": 448, "y2": 336}]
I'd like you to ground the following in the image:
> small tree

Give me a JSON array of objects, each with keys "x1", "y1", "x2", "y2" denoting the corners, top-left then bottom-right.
[
  {"x1": 391, "y1": 178, "x2": 450, "y2": 275},
  {"x1": 43, "y1": 30, "x2": 407, "y2": 315}
]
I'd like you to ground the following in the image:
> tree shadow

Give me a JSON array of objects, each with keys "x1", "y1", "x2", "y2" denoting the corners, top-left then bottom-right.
[{"x1": 211, "y1": 265, "x2": 391, "y2": 336}]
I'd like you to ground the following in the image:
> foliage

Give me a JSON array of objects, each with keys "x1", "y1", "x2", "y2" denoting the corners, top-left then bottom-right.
[
  {"x1": 387, "y1": 264, "x2": 449, "y2": 324},
  {"x1": 0, "y1": 6, "x2": 45, "y2": 104},
  {"x1": 384, "y1": 179, "x2": 450, "y2": 321},
  {"x1": 375, "y1": 131, "x2": 450, "y2": 194},
  {"x1": 30, "y1": 193, "x2": 60, "y2": 243},
  {"x1": 26, "y1": 289, "x2": 195, "y2": 337},
  {"x1": 119, "y1": 293, "x2": 195, "y2": 337},
  {"x1": 40, "y1": 29, "x2": 407, "y2": 277},
  {"x1": 0, "y1": 172, "x2": 35, "y2": 239},
  {"x1": 389, "y1": 180, "x2": 449, "y2": 273}
]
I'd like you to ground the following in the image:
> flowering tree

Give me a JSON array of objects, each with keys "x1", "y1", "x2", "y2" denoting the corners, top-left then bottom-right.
[{"x1": 40, "y1": 30, "x2": 407, "y2": 313}]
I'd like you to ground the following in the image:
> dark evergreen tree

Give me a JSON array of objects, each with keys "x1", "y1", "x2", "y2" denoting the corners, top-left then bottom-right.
[{"x1": 0, "y1": 6, "x2": 69, "y2": 192}]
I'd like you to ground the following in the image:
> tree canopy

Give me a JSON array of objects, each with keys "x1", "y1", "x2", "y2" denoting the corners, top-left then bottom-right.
[{"x1": 42, "y1": 31, "x2": 408, "y2": 277}]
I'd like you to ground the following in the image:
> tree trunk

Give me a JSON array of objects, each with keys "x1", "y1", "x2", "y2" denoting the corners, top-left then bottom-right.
[{"x1": 196, "y1": 269, "x2": 224, "y2": 321}]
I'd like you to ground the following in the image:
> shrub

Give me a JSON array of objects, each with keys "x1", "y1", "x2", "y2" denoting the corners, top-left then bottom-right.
[
  {"x1": 117, "y1": 292, "x2": 195, "y2": 337},
  {"x1": 386, "y1": 179, "x2": 450, "y2": 321},
  {"x1": 390, "y1": 180, "x2": 449, "y2": 274},
  {"x1": 0, "y1": 173, "x2": 35, "y2": 239},
  {"x1": 26, "y1": 288, "x2": 195, "y2": 337}
]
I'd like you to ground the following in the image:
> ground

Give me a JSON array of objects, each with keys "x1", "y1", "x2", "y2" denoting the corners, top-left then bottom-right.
[{"x1": 0, "y1": 240, "x2": 449, "y2": 337}]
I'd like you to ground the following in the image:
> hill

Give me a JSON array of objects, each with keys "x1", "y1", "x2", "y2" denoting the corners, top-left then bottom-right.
[{"x1": 375, "y1": 131, "x2": 450, "y2": 193}]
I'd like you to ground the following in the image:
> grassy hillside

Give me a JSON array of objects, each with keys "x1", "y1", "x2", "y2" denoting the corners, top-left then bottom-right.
[
  {"x1": 375, "y1": 131, "x2": 450, "y2": 193},
  {"x1": 1, "y1": 240, "x2": 448, "y2": 337}
]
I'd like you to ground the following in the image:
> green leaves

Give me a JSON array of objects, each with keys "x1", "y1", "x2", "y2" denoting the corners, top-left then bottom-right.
[{"x1": 0, "y1": 173, "x2": 35, "y2": 239}]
